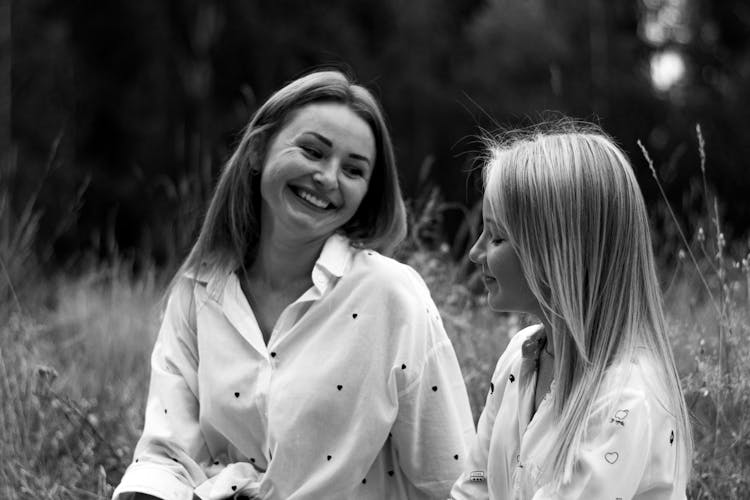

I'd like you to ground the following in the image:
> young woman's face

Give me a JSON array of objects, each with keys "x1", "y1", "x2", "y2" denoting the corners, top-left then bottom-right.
[
  {"x1": 469, "y1": 195, "x2": 542, "y2": 316},
  {"x1": 260, "y1": 102, "x2": 375, "y2": 245}
]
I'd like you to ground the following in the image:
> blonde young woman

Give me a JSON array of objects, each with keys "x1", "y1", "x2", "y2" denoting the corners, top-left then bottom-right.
[
  {"x1": 450, "y1": 123, "x2": 692, "y2": 499},
  {"x1": 113, "y1": 70, "x2": 474, "y2": 500}
]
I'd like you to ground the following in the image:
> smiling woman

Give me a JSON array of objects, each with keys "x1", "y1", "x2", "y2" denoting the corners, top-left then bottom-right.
[
  {"x1": 451, "y1": 122, "x2": 693, "y2": 500},
  {"x1": 259, "y1": 102, "x2": 374, "y2": 250},
  {"x1": 112, "y1": 69, "x2": 475, "y2": 500}
]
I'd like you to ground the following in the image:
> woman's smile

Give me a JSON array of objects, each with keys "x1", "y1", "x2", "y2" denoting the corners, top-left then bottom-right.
[
  {"x1": 289, "y1": 185, "x2": 336, "y2": 210},
  {"x1": 482, "y1": 272, "x2": 497, "y2": 288}
]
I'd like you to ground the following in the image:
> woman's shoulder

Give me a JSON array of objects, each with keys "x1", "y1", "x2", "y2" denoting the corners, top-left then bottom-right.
[
  {"x1": 160, "y1": 262, "x2": 224, "y2": 316},
  {"x1": 490, "y1": 324, "x2": 544, "y2": 381},
  {"x1": 593, "y1": 350, "x2": 678, "y2": 425},
  {"x1": 348, "y1": 248, "x2": 430, "y2": 295}
]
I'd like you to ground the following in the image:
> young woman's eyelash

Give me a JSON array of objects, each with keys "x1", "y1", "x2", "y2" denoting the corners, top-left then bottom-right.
[
  {"x1": 487, "y1": 230, "x2": 505, "y2": 244},
  {"x1": 344, "y1": 165, "x2": 364, "y2": 177},
  {"x1": 300, "y1": 144, "x2": 323, "y2": 158},
  {"x1": 481, "y1": 226, "x2": 504, "y2": 244}
]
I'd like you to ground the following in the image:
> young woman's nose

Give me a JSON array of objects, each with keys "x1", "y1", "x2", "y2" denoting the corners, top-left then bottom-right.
[
  {"x1": 468, "y1": 234, "x2": 484, "y2": 265},
  {"x1": 312, "y1": 160, "x2": 339, "y2": 190}
]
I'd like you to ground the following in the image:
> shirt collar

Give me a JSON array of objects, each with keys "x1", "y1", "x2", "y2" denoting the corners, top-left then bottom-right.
[
  {"x1": 193, "y1": 233, "x2": 356, "y2": 303},
  {"x1": 310, "y1": 233, "x2": 354, "y2": 294},
  {"x1": 520, "y1": 324, "x2": 547, "y2": 361},
  {"x1": 183, "y1": 262, "x2": 227, "y2": 302},
  {"x1": 315, "y1": 233, "x2": 354, "y2": 277}
]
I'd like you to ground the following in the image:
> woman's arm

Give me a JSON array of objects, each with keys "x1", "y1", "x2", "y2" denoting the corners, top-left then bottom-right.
[
  {"x1": 385, "y1": 269, "x2": 476, "y2": 498},
  {"x1": 112, "y1": 278, "x2": 209, "y2": 500},
  {"x1": 533, "y1": 387, "x2": 682, "y2": 499},
  {"x1": 448, "y1": 386, "x2": 495, "y2": 500},
  {"x1": 391, "y1": 339, "x2": 476, "y2": 498}
]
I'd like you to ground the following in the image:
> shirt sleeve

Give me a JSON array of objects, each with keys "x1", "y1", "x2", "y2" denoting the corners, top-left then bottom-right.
[
  {"x1": 391, "y1": 339, "x2": 476, "y2": 499},
  {"x1": 113, "y1": 278, "x2": 209, "y2": 500},
  {"x1": 532, "y1": 388, "x2": 678, "y2": 500},
  {"x1": 450, "y1": 397, "x2": 495, "y2": 500},
  {"x1": 385, "y1": 268, "x2": 475, "y2": 499},
  {"x1": 448, "y1": 387, "x2": 494, "y2": 500}
]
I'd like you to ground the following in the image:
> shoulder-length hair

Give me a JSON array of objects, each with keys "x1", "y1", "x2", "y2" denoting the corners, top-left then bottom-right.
[
  {"x1": 179, "y1": 69, "x2": 407, "y2": 277},
  {"x1": 482, "y1": 121, "x2": 692, "y2": 485}
]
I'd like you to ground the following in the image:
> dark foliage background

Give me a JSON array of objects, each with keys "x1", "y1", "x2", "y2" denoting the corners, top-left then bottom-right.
[{"x1": 7, "y1": 0, "x2": 750, "y2": 268}]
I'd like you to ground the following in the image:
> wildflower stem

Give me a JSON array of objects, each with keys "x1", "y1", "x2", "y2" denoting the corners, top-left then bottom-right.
[
  {"x1": 50, "y1": 391, "x2": 120, "y2": 459},
  {"x1": 697, "y1": 240, "x2": 720, "y2": 276},
  {"x1": 0, "y1": 255, "x2": 22, "y2": 314},
  {"x1": 636, "y1": 140, "x2": 722, "y2": 319},
  {"x1": 697, "y1": 124, "x2": 710, "y2": 231},
  {"x1": 697, "y1": 126, "x2": 730, "y2": 459}
]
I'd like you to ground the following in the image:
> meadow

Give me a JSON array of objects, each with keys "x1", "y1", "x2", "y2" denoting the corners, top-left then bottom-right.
[{"x1": 1, "y1": 141, "x2": 749, "y2": 499}]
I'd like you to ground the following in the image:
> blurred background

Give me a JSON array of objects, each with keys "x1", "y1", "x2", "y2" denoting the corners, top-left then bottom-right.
[
  {"x1": 3, "y1": 1, "x2": 750, "y2": 498},
  {"x1": 6, "y1": 0, "x2": 750, "y2": 271}
]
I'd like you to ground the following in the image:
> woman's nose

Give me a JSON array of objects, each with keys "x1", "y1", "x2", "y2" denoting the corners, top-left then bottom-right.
[
  {"x1": 468, "y1": 235, "x2": 484, "y2": 265},
  {"x1": 312, "y1": 161, "x2": 339, "y2": 190}
]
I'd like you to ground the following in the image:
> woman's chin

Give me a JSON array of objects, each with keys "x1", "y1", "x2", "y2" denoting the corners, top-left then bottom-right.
[
  {"x1": 487, "y1": 296, "x2": 529, "y2": 315},
  {"x1": 487, "y1": 293, "x2": 509, "y2": 313}
]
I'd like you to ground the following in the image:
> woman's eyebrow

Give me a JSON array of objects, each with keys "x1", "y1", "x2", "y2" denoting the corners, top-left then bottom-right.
[
  {"x1": 349, "y1": 152, "x2": 372, "y2": 165},
  {"x1": 306, "y1": 131, "x2": 332, "y2": 147},
  {"x1": 483, "y1": 217, "x2": 504, "y2": 233},
  {"x1": 305, "y1": 131, "x2": 372, "y2": 165}
]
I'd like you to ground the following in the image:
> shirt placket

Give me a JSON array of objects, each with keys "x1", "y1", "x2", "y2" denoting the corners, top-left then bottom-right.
[
  {"x1": 262, "y1": 284, "x2": 323, "y2": 464},
  {"x1": 515, "y1": 333, "x2": 546, "y2": 495}
]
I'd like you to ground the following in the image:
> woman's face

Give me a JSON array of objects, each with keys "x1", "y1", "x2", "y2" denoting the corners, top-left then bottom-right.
[
  {"x1": 469, "y1": 195, "x2": 542, "y2": 316},
  {"x1": 260, "y1": 102, "x2": 375, "y2": 246}
]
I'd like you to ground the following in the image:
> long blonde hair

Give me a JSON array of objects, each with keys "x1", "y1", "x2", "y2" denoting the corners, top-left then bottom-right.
[{"x1": 483, "y1": 122, "x2": 692, "y2": 485}]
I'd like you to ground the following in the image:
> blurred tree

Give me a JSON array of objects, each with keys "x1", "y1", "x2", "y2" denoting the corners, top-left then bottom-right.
[
  {"x1": 1, "y1": 0, "x2": 9, "y2": 162},
  {"x1": 631, "y1": 0, "x2": 750, "y2": 249},
  {"x1": 9, "y1": 0, "x2": 750, "y2": 268},
  {"x1": 681, "y1": 0, "x2": 750, "y2": 233}
]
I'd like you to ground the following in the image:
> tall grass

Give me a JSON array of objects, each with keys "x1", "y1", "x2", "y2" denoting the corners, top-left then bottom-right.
[
  {"x1": 638, "y1": 126, "x2": 750, "y2": 498},
  {"x1": 1, "y1": 129, "x2": 749, "y2": 498},
  {"x1": 0, "y1": 261, "x2": 161, "y2": 498}
]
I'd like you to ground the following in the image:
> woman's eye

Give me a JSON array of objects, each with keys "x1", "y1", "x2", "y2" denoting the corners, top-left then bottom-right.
[
  {"x1": 300, "y1": 145, "x2": 323, "y2": 159},
  {"x1": 344, "y1": 165, "x2": 364, "y2": 178}
]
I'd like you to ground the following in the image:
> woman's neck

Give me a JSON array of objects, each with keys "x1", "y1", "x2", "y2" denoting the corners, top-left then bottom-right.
[{"x1": 249, "y1": 233, "x2": 326, "y2": 290}]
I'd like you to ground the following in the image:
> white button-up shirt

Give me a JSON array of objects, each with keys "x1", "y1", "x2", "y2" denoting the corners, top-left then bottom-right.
[
  {"x1": 113, "y1": 234, "x2": 475, "y2": 500},
  {"x1": 450, "y1": 325, "x2": 687, "y2": 500}
]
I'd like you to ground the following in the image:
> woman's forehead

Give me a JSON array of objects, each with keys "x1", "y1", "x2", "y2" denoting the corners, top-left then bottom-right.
[{"x1": 481, "y1": 195, "x2": 504, "y2": 230}]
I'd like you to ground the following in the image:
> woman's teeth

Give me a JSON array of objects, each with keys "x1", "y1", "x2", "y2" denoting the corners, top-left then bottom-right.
[{"x1": 297, "y1": 189, "x2": 329, "y2": 209}]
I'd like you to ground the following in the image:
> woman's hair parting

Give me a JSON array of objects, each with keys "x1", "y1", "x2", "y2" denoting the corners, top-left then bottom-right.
[
  {"x1": 179, "y1": 68, "x2": 407, "y2": 277},
  {"x1": 482, "y1": 120, "x2": 692, "y2": 486}
]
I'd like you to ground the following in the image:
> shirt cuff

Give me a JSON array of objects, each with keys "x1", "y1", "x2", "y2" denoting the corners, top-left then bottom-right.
[{"x1": 112, "y1": 462, "x2": 195, "y2": 500}]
